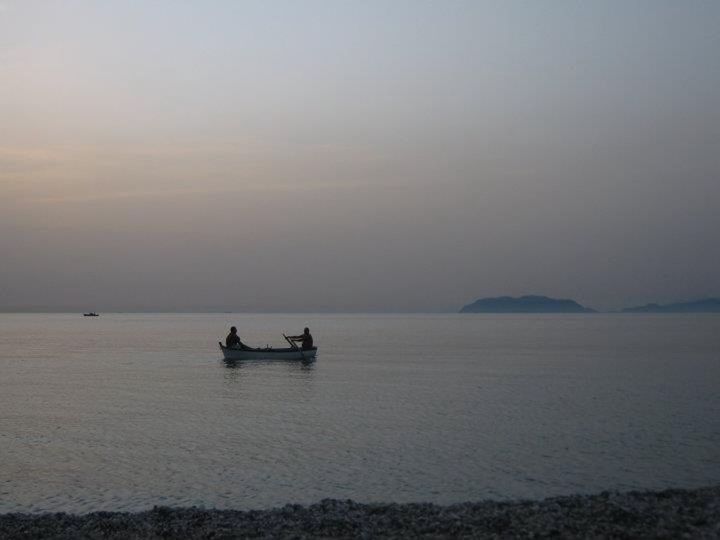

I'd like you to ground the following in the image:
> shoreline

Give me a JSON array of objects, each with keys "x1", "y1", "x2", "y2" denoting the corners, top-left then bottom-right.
[{"x1": 1, "y1": 486, "x2": 718, "y2": 539}]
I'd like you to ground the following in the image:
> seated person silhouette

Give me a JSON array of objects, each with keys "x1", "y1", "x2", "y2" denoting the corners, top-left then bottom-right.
[{"x1": 225, "y1": 326, "x2": 245, "y2": 348}]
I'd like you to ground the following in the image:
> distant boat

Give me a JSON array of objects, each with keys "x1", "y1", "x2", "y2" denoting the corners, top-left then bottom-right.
[
  {"x1": 219, "y1": 342, "x2": 317, "y2": 361},
  {"x1": 83, "y1": 312, "x2": 99, "y2": 317}
]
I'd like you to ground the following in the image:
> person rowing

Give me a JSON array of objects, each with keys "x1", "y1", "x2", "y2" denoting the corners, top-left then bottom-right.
[{"x1": 288, "y1": 327, "x2": 314, "y2": 350}]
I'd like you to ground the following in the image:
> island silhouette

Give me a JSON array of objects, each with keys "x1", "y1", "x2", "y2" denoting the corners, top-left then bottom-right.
[
  {"x1": 622, "y1": 298, "x2": 720, "y2": 313},
  {"x1": 460, "y1": 295, "x2": 595, "y2": 313}
]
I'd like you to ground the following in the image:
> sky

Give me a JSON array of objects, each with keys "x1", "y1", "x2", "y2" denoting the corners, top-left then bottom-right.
[{"x1": 1, "y1": 0, "x2": 719, "y2": 312}]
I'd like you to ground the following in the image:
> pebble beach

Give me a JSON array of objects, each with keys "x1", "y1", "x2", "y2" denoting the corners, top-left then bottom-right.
[{"x1": 1, "y1": 486, "x2": 718, "y2": 539}]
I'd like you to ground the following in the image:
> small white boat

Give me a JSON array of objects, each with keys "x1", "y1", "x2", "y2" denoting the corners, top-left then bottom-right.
[{"x1": 219, "y1": 342, "x2": 317, "y2": 361}]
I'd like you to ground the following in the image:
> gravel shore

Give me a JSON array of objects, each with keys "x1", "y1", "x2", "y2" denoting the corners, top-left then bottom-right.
[{"x1": 1, "y1": 486, "x2": 718, "y2": 539}]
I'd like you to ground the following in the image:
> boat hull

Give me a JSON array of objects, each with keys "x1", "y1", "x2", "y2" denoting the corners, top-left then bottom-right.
[{"x1": 219, "y1": 343, "x2": 317, "y2": 361}]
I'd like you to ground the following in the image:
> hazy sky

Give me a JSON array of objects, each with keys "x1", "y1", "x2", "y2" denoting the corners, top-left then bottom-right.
[{"x1": 1, "y1": 1, "x2": 719, "y2": 312}]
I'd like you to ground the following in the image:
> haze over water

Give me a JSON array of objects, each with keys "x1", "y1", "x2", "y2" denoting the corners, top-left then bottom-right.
[
  {"x1": 2, "y1": 1, "x2": 719, "y2": 313},
  {"x1": 2, "y1": 313, "x2": 719, "y2": 513}
]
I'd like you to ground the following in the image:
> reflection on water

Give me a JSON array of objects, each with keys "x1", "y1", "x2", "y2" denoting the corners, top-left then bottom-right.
[
  {"x1": 221, "y1": 358, "x2": 316, "y2": 384},
  {"x1": 1, "y1": 313, "x2": 719, "y2": 513},
  {"x1": 222, "y1": 358, "x2": 316, "y2": 370}
]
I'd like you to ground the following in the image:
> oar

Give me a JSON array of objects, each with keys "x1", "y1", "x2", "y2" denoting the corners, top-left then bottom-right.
[{"x1": 283, "y1": 333, "x2": 305, "y2": 360}]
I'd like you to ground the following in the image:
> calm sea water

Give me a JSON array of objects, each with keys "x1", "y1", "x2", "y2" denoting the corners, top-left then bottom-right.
[{"x1": 1, "y1": 313, "x2": 719, "y2": 513}]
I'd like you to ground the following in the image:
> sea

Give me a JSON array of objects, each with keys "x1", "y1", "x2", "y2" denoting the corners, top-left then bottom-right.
[{"x1": 1, "y1": 313, "x2": 719, "y2": 513}]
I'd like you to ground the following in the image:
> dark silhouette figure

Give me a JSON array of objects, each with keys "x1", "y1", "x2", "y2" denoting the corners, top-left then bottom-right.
[
  {"x1": 225, "y1": 326, "x2": 242, "y2": 348},
  {"x1": 288, "y1": 327, "x2": 314, "y2": 350}
]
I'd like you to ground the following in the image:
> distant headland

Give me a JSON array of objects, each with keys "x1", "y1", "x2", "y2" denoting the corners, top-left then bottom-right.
[
  {"x1": 621, "y1": 298, "x2": 720, "y2": 313},
  {"x1": 460, "y1": 295, "x2": 595, "y2": 313}
]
